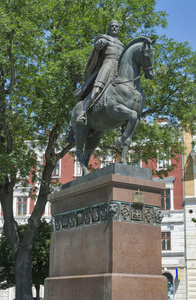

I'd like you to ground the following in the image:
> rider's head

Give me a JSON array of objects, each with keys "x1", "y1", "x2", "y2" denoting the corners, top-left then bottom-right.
[{"x1": 108, "y1": 20, "x2": 119, "y2": 37}]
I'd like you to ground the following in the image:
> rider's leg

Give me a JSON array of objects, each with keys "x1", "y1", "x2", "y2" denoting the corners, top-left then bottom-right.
[
  {"x1": 89, "y1": 86, "x2": 102, "y2": 105},
  {"x1": 76, "y1": 86, "x2": 102, "y2": 125}
]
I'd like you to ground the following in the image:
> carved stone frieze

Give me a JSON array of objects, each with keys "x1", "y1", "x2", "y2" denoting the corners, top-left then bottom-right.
[
  {"x1": 144, "y1": 207, "x2": 154, "y2": 224},
  {"x1": 62, "y1": 214, "x2": 69, "y2": 229},
  {"x1": 92, "y1": 206, "x2": 100, "y2": 222},
  {"x1": 69, "y1": 212, "x2": 76, "y2": 228},
  {"x1": 100, "y1": 204, "x2": 108, "y2": 221},
  {"x1": 121, "y1": 204, "x2": 130, "y2": 221},
  {"x1": 84, "y1": 208, "x2": 91, "y2": 225},
  {"x1": 108, "y1": 201, "x2": 120, "y2": 220},
  {"x1": 154, "y1": 209, "x2": 164, "y2": 224},
  {"x1": 55, "y1": 215, "x2": 62, "y2": 231},
  {"x1": 52, "y1": 201, "x2": 163, "y2": 232},
  {"x1": 131, "y1": 206, "x2": 142, "y2": 221},
  {"x1": 77, "y1": 210, "x2": 84, "y2": 226}
]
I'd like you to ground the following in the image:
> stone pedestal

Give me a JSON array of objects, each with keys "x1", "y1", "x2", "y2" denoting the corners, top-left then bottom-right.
[{"x1": 45, "y1": 164, "x2": 167, "y2": 300}]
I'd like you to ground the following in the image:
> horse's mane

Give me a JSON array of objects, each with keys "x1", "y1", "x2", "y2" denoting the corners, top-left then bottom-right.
[{"x1": 119, "y1": 36, "x2": 153, "y2": 66}]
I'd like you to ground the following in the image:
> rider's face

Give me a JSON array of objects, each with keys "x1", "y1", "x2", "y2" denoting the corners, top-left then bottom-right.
[{"x1": 108, "y1": 23, "x2": 119, "y2": 37}]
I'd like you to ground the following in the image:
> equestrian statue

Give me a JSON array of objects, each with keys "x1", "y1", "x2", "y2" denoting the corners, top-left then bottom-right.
[{"x1": 67, "y1": 20, "x2": 155, "y2": 175}]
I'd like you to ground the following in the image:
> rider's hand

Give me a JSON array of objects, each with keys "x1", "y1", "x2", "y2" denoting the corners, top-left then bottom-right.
[{"x1": 95, "y1": 38, "x2": 107, "y2": 50}]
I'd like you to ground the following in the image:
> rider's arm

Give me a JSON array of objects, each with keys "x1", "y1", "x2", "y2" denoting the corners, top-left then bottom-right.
[{"x1": 94, "y1": 37, "x2": 108, "y2": 50}]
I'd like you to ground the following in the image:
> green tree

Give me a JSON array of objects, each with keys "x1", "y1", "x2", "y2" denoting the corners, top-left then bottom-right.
[
  {"x1": 0, "y1": 220, "x2": 50, "y2": 300},
  {"x1": 0, "y1": 0, "x2": 195, "y2": 299}
]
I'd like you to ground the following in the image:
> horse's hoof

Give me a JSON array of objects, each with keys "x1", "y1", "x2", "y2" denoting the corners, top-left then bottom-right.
[
  {"x1": 120, "y1": 160, "x2": 127, "y2": 165},
  {"x1": 82, "y1": 169, "x2": 89, "y2": 176}
]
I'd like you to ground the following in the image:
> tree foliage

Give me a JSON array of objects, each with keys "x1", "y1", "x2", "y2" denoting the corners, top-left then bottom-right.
[{"x1": 0, "y1": 220, "x2": 50, "y2": 294}]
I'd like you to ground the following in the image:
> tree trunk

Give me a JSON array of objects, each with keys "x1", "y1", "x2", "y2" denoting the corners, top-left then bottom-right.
[
  {"x1": 0, "y1": 127, "x2": 73, "y2": 300},
  {"x1": 35, "y1": 285, "x2": 40, "y2": 300},
  {"x1": 14, "y1": 247, "x2": 33, "y2": 300},
  {"x1": 0, "y1": 181, "x2": 34, "y2": 299}
]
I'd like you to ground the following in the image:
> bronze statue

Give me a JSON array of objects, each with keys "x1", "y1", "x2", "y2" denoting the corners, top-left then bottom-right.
[
  {"x1": 68, "y1": 22, "x2": 155, "y2": 176},
  {"x1": 74, "y1": 20, "x2": 124, "y2": 124}
]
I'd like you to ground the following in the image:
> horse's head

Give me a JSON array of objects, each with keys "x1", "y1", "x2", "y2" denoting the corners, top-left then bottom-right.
[
  {"x1": 140, "y1": 38, "x2": 155, "y2": 80},
  {"x1": 118, "y1": 37, "x2": 155, "y2": 81}
]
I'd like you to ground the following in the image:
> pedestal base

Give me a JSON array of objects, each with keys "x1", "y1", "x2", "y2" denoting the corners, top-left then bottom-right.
[
  {"x1": 45, "y1": 164, "x2": 167, "y2": 300},
  {"x1": 45, "y1": 274, "x2": 167, "y2": 300}
]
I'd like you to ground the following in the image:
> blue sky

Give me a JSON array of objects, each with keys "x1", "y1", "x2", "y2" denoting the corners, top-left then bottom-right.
[{"x1": 155, "y1": 0, "x2": 196, "y2": 51}]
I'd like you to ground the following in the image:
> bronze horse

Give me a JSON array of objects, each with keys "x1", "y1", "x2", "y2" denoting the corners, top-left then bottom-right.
[{"x1": 69, "y1": 37, "x2": 155, "y2": 175}]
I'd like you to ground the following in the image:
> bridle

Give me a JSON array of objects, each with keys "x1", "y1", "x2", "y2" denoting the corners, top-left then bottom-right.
[
  {"x1": 140, "y1": 48, "x2": 154, "y2": 72},
  {"x1": 113, "y1": 45, "x2": 154, "y2": 86}
]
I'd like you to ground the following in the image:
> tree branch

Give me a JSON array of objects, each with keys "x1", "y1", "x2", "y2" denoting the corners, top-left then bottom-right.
[
  {"x1": 3, "y1": 122, "x2": 13, "y2": 154},
  {"x1": 46, "y1": 123, "x2": 63, "y2": 159},
  {"x1": 0, "y1": 178, "x2": 20, "y2": 254},
  {"x1": 6, "y1": 38, "x2": 15, "y2": 95},
  {"x1": 142, "y1": 105, "x2": 164, "y2": 117},
  {"x1": 58, "y1": 141, "x2": 75, "y2": 159}
]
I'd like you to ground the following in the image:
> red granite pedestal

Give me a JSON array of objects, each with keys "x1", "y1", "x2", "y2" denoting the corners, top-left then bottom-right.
[{"x1": 44, "y1": 165, "x2": 167, "y2": 300}]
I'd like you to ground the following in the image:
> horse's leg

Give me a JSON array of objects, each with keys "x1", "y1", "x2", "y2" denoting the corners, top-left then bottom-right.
[
  {"x1": 84, "y1": 131, "x2": 103, "y2": 167},
  {"x1": 121, "y1": 117, "x2": 141, "y2": 164},
  {"x1": 107, "y1": 102, "x2": 142, "y2": 164},
  {"x1": 108, "y1": 103, "x2": 138, "y2": 144},
  {"x1": 121, "y1": 137, "x2": 132, "y2": 165},
  {"x1": 121, "y1": 115, "x2": 140, "y2": 143},
  {"x1": 75, "y1": 125, "x2": 89, "y2": 175}
]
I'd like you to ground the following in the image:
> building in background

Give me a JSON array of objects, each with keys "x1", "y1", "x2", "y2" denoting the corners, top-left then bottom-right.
[
  {"x1": 184, "y1": 132, "x2": 196, "y2": 300},
  {"x1": 152, "y1": 155, "x2": 185, "y2": 300}
]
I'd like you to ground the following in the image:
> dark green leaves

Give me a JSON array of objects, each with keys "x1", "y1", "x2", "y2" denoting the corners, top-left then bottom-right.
[{"x1": 0, "y1": 220, "x2": 50, "y2": 289}]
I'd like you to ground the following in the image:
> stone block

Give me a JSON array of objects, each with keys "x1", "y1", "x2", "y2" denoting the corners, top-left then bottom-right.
[{"x1": 45, "y1": 165, "x2": 167, "y2": 300}]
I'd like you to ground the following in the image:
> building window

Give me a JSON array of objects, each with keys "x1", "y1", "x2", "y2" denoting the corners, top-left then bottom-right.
[
  {"x1": 163, "y1": 272, "x2": 173, "y2": 300},
  {"x1": 161, "y1": 232, "x2": 171, "y2": 250},
  {"x1": 128, "y1": 151, "x2": 141, "y2": 167},
  {"x1": 159, "y1": 157, "x2": 169, "y2": 169},
  {"x1": 17, "y1": 197, "x2": 27, "y2": 215},
  {"x1": 161, "y1": 189, "x2": 170, "y2": 210},
  {"x1": 157, "y1": 150, "x2": 171, "y2": 170},
  {"x1": 52, "y1": 160, "x2": 60, "y2": 177},
  {"x1": 101, "y1": 155, "x2": 114, "y2": 168}
]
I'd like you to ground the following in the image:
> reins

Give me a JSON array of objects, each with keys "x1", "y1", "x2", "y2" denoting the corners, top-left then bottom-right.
[
  {"x1": 112, "y1": 75, "x2": 141, "y2": 85},
  {"x1": 112, "y1": 64, "x2": 154, "y2": 86}
]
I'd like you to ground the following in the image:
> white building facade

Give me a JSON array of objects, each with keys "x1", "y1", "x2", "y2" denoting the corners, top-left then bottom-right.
[
  {"x1": 153, "y1": 176, "x2": 186, "y2": 300},
  {"x1": 184, "y1": 134, "x2": 196, "y2": 300}
]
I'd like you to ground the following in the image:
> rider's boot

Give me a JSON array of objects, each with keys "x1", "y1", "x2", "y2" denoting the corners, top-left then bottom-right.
[
  {"x1": 76, "y1": 87, "x2": 101, "y2": 125},
  {"x1": 76, "y1": 98, "x2": 91, "y2": 125}
]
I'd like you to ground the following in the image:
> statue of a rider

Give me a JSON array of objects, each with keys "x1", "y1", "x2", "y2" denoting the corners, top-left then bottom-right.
[{"x1": 74, "y1": 20, "x2": 124, "y2": 125}]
